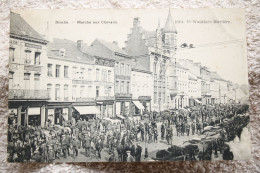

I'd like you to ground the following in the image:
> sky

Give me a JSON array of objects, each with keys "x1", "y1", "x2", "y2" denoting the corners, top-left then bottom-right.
[{"x1": 13, "y1": 9, "x2": 249, "y2": 85}]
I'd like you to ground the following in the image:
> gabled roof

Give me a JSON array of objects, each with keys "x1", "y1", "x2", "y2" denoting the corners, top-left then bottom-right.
[
  {"x1": 10, "y1": 12, "x2": 47, "y2": 42},
  {"x1": 141, "y1": 29, "x2": 156, "y2": 47},
  {"x1": 48, "y1": 38, "x2": 94, "y2": 64},
  {"x1": 96, "y1": 39, "x2": 128, "y2": 55},
  {"x1": 210, "y1": 72, "x2": 225, "y2": 81},
  {"x1": 85, "y1": 39, "x2": 131, "y2": 63},
  {"x1": 131, "y1": 60, "x2": 151, "y2": 73},
  {"x1": 163, "y1": 9, "x2": 177, "y2": 33},
  {"x1": 188, "y1": 74, "x2": 197, "y2": 81}
]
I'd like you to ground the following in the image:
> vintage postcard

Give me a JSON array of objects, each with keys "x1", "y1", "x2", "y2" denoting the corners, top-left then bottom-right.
[{"x1": 7, "y1": 9, "x2": 251, "y2": 162}]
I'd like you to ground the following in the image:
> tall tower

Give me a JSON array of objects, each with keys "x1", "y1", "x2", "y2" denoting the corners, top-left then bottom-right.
[{"x1": 162, "y1": 9, "x2": 177, "y2": 57}]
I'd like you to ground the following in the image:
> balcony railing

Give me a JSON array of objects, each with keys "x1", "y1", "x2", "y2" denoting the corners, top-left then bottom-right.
[{"x1": 9, "y1": 89, "x2": 50, "y2": 100}]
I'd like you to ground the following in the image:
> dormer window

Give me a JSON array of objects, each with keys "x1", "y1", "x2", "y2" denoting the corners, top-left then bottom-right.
[{"x1": 59, "y1": 48, "x2": 66, "y2": 57}]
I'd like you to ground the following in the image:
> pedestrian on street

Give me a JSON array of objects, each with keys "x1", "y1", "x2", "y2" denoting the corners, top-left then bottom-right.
[
  {"x1": 135, "y1": 143, "x2": 142, "y2": 161},
  {"x1": 126, "y1": 150, "x2": 134, "y2": 162}
]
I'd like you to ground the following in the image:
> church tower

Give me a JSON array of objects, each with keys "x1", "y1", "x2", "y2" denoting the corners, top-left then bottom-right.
[{"x1": 162, "y1": 9, "x2": 177, "y2": 57}]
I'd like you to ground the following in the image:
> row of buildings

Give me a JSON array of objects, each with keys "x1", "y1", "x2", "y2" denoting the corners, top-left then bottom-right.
[{"x1": 8, "y1": 11, "x2": 248, "y2": 127}]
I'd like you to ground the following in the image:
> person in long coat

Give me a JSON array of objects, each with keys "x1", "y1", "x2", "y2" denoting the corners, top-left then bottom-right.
[
  {"x1": 161, "y1": 124, "x2": 165, "y2": 140},
  {"x1": 135, "y1": 144, "x2": 142, "y2": 161},
  {"x1": 84, "y1": 134, "x2": 91, "y2": 157}
]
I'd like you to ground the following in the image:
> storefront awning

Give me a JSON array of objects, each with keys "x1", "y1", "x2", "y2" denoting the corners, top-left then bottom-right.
[
  {"x1": 28, "y1": 107, "x2": 40, "y2": 115},
  {"x1": 74, "y1": 106, "x2": 100, "y2": 115},
  {"x1": 117, "y1": 114, "x2": 125, "y2": 119},
  {"x1": 133, "y1": 101, "x2": 145, "y2": 110},
  {"x1": 195, "y1": 99, "x2": 202, "y2": 104}
]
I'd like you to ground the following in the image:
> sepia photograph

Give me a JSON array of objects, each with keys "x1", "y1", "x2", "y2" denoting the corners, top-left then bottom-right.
[{"x1": 7, "y1": 9, "x2": 251, "y2": 162}]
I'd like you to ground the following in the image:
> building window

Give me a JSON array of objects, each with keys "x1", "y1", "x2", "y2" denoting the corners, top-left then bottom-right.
[
  {"x1": 24, "y1": 73, "x2": 30, "y2": 90},
  {"x1": 34, "y1": 52, "x2": 41, "y2": 65},
  {"x1": 25, "y1": 50, "x2": 31, "y2": 64},
  {"x1": 154, "y1": 92, "x2": 157, "y2": 104},
  {"x1": 107, "y1": 86, "x2": 112, "y2": 96},
  {"x1": 108, "y1": 70, "x2": 111, "y2": 82},
  {"x1": 9, "y1": 71, "x2": 14, "y2": 89},
  {"x1": 125, "y1": 64, "x2": 130, "y2": 76},
  {"x1": 87, "y1": 86, "x2": 92, "y2": 97},
  {"x1": 80, "y1": 85, "x2": 84, "y2": 98},
  {"x1": 9, "y1": 48, "x2": 15, "y2": 62},
  {"x1": 88, "y1": 68, "x2": 92, "y2": 80},
  {"x1": 121, "y1": 63, "x2": 124, "y2": 75},
  {"x1": 115, "y1": 62, "x2": 119, "y2": 74},
  {"x1": 55, "y1": 84, "x2": 60, "y2": 100},
  {"x1": 56, "y1": 65, "x2": 60, "y2": 78},
  {"x1": 72, "y1": 85, "x2": 77, "y2": 100},
  {"x1": 102, "y1": 69, "x2": 107, "y2": 81},
  {"x1": 79, "y1": 68, "x2": 84, "y2": 79},
  {"x1": 126, "y1": 82, "x2": 130, "y2": 94},
  {"x1": 64, "y1": 66, "x2": 69, "y2": 78},
  {"x1": 64, "y1": 85, "x2": 68, "y2": 100},
  {"x1": 47, "y1": 84, "x2": 52, "y2": 99},
  {"x1": 47, "y1": 64, "x2": 53, "y2": 77},
  {"x1": 96, "y1": 68, "x2": 100, "y2": 81},
  {"x1": 73, "y1": 67, "x2": 77, "y2": 79},
  {"x1": 121, "y1": 81, "x2": 124, "y2": 93},
  {"x1": 116, "y1": 81, "x2": 119, "y2": 93},
  {"x1": 34, "y1": 74, "x2": 40, "y2": 90},
  {"x1": 153, "y1": 62, "x2": 157, "y2": 74},
  {"x1": 96, "y1": 86, "x2": 99, "y2": 97}
]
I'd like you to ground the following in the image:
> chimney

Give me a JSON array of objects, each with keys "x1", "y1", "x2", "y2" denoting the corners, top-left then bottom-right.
[
  {"x1": 133, "y1": 17, "x2": 140, "y2": 27},
  {"x1": 77, "y1": 40, "x2": 83, "y2": 50},
  {"x1": 112, "y1": 41, "x2": 118, "y2": 46}
]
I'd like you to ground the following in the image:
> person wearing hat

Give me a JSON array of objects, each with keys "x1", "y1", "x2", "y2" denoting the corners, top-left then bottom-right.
[
  {"x1": 71, "y1": 137, "x2": 79, "y2": 158},
  {"x1": 126, "y1": 150, "x2": 134, "y2": 162},
  {"x1": 47, "y1": 145, "x2": 55, "y2": 162},
  {"x1": 83, "y1": 133, "x2": 91, "y2": 157},
  {"x1": 135, "y1": 143, "x2": 142, "y2": 162}
]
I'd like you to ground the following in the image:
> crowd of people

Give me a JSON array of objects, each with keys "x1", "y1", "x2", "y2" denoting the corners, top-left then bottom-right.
[{"x1": 7, "y1": 103, "x2": 249, "y2": 162}]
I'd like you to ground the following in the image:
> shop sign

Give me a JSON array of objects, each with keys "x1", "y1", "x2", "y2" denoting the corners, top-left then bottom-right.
[
  {"x1": 138, "y1": 96, "x2": 151, "y2": 101},
  {"x1": 25, "y1": 43, "x2": 42, "y2": 49},
  {"x1": 96, "y1": 96, "x2": 115, "y2": 101},
  {"x1": 115, "y1": 93, "x2": 132, "y2": 98}
]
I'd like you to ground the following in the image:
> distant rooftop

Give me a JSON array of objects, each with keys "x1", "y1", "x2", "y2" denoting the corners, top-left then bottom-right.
[
  {"x1": 10, "y1": 12, "x2": 47, "y2": 43},
  {"x1": 48, "y1": 38, "x2": 94, "y2": 64}
]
